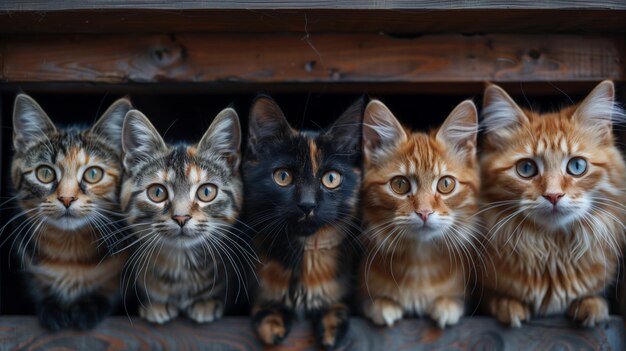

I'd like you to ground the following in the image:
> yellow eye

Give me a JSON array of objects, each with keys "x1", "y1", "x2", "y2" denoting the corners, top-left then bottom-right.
[
  {"x1": 147, "y1": 184, "x2": 168, "y2": 203},
  {"x1": 197, "y1": 183, "x2": 218, "y2": 202},
  {"x1": 273, "y1": 169, "x2": 293, "y2": 187},
  {"x1": 390, "y1": 176, "x2": 410, "y2": 195},
  {"x1": 437, "y1": 176, "x2": 456, "y2": 194},
  {"x1": 36, "y1": 166, "x2": 56, "y2": 184},
  {"x1": 321, "y1": 170, "x2": 342, "y2": 189},
  {"x1": 83, "y1": 166, "x2": 104, "y2": 184}
]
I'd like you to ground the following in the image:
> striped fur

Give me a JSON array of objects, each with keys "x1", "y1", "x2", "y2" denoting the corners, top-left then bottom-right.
[
  {"x1": 9, "y1": 94, "x2": 131, "y2": 330},
  {"x1": 479, "y1": 81, "x2": 626, "y2": 327},
  {"x1": 120, "y1": 108, "x2": 246, "y2": 324},
  {"x1": 359, "y1": 100, "x2": 480, "y2": 328}
]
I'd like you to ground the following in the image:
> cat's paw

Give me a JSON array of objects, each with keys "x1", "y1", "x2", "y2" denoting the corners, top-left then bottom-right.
[
  {"x1": 569, "y1": 296, "x2": 608, "y2": 327},
  {"x1": 314, "y1": 304, "x2": 350, "y2": 349},
  {"x1": 363, "y1": 297, "x2": 403, "y2": 327},
  {"x1": 429, "y1": 297, "x2": 464, "y2": 328},
  {"x1": 252, "y1": 307, "x2": 293, "y2": 345},
  {"x1": 186, "y1": 299, "x2": 224, "y2": 323},
  {"x1": 139, "y1": 303, "x2": 178, "y2": 324},
  {"x1": 489, "y1": 296, "x2": 530, "y2": 328},
  {"x1": 70, "y1": 294, "x2": 111, "y2": 330},
  {"x1": 38, "y1": 297, "x2": 71, "y2": 331}
]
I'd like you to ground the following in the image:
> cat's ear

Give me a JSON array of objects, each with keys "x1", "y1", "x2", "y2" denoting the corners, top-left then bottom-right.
[
  {"x1": 437, "y1": 100, "x2": 478, "y2": 160},
  {"x1": 324, "y1": 97, "x2": 365, "y2": 154},
  {"x1": 91, "y1": 97, "x2": 133, "y2": 154},
  {"x1": 363, "y1": 100, "x2": 407, "y2": 162},
  {"x1": 122, "y1": 110, "x2": 167, "y2": 171},
  {"x1": 197, "y1": 107, "x2": 241, "y2": 172},
  {"x1": 12, "y1": 94, "x2": 57, "y2": 150},
  {"x1": 482, "y1": 84, "x2": 529, "y2": 146},
  {"x1": 573, "y1": 80, "x2": 621, "y2": 142},
  {"x1": 247, "y1": 95, "x2": 294, "y2": 156}
]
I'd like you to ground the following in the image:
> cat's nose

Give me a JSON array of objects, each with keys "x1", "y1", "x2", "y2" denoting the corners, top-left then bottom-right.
[
  {"x1": 543, "y1": 193, "x2": 564, "y2": 206},
  {"x1": 58, "y1": 196, "x2": 77, "y2": 209},
  {"x1": 172, "y1": 214, "x2": 192, "y2": 227},
  {"x1": 298, "y1": 202, "x2": 316, "y2": 216},
  {"x1": 416, "y1": 209, "x2": 434, "y2": 222}
]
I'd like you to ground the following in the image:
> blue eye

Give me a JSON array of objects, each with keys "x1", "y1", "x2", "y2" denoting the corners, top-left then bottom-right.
[
  {"x1": 515, "y1": 159, "x2": 538, "y2": 178},
  {"x1": 567, "y1": 157, "x2": 587, "y2": 176}
]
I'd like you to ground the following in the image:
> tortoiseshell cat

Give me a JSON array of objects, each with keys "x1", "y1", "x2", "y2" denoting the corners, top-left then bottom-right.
[
  {"x1": 10, "y1": 94, "x2": 131, "y2": 330},
  {"x1": 120, "y1": 107, "x2": 246, "y2": 324},
  {"x1": 479, "y1": 81, "x2": 626, "y2": 327},
  {"x1": 359, "y1": 99, "x2": 480, "y2": 328},
  {"x1": 244, "y1": 96, "x2": 363, "y2": 349}
]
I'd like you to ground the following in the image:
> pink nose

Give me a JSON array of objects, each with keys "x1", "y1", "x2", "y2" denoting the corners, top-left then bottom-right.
[
  {"x1": 58, "y1": 197, "x2": 77, "y2": 208},
  {"x1": 543, "y1": 193, "x2": 564, "y2": 206},
  {"x1": 416, "y1": 210, "x2": 434, "y2": 222},
  {"x1": 172, "y1": 215, "x2": 192, "y2": 227}
]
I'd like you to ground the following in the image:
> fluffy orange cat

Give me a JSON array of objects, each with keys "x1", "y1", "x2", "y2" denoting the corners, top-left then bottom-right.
[
  {"x1": 479, "y1": 81, "x2": 626, "y2": 327},
  {"x1": 359, "y1": 99, "x2": 481, "y2": 328}
]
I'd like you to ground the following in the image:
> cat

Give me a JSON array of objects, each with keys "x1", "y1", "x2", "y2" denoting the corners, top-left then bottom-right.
[
  {"x1": 243, "y1": 95, "x2": 363, "y2": 349},
  {"x1": 479, "y1": 80, "x2": 626, "y2": 327},
  {"x1": 120, "y1": 106, "x2": 248, "y2": 324},
  {"x1": 359, "y1": 99, "x2": 481, "y2": 328},
  {"x1": 9, "y1": 93, "x2": 131, "y2": 330}
]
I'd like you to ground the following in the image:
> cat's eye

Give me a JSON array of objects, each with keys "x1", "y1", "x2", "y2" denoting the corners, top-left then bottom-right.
[
  {"x1": 390, "y1": 176, "x2": 411, "y2": 195},
  {"x1": 567, "y1": 157, "x2": 588, "y2": 177},
  {"x1": 437, "y1": 176, "x2": 456, "y2": 194},
  {"x1": 197, "y1": 183, "x2": 218, "y2": 202},
  {"x1": 515, "y1": 159, "x2": 538, "y2": 178},
  {"x1": 147, "y1": 184, "x2": 168, "y2": 203},
  {"x1": 83, "y1": 166, "x2": 104, "y2": 184},
  {"x1": 321, "y1": 170, "x2": 342, "y2": 189},
  {"x1": 36, "y1": 166, "x2": 56, "y2": 184},
  {"x1": 273, "y1": 169, "x2": 293, "y2": 187}
]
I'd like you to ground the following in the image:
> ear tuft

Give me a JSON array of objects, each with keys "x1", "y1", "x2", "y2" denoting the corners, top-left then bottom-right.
[
  {"x1": 197, "y1": 107, "x2": 242, "y2": 172},
  {"x1": 247, "y1": 95, "x2": 293, "y2": 156},
  {"x1": 573, "y1": 80, "x2": 624, "y2": 140},
  {"x1": 362, "y1": 99, "x2": 407, "y2": 163},
  {"x1": 91, "y1": 97, "x2": 133, "y2": 154},
  {"x1": 121, "y1": 110, "x2": 167, "y2": 171},
  {"x1": 481, "y1": 84, "x2": 528, "y2": 146},
  {"x1": 437, "y1": 100, "x2": 478, "y2": 160},
  {"x1": 323, "y1": 97, "x2": 364, "y2": 154},
  {"x1": 12, "y1": 94, "x2": 56, "y2": 150}
]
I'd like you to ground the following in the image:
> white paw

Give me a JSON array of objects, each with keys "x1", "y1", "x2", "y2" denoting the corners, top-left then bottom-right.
[
  {"x1": 364, "y1": 298, "x2": 404, "y2": 327},
  {"x1": 186, "y1": 299, "x2": 224, "y2": 323},
  {"x1": 430, "y1": 298, "x2": 463, "y2": 328},
  {"x1": 139, "y1": 303, "x2": 178, "y2": 324}
]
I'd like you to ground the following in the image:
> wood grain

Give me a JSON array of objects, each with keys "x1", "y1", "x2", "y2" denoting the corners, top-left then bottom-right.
[
  {"x1": 1, "y1": 34, "x2": 623, "y2": 85},
  {"x1": 0, "y1": 316, "x2": 623, "y2": 350}
]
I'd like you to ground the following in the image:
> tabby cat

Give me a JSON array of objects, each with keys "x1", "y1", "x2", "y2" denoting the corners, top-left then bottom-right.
[
  {"x1": 244, "y1": 96, "x2": 363, "y2": 349},
  {"x1": 120, "y1": 107, "x2": 245, "y2": 324},
  {"x1": 359, "y1": 99, "x2": 480, "y2": 328},
  {"x1": 479, "y1": 81, "x2": 626, "y2": 327},
  {"x1": 10, "y1": 94, "x2": 131, "y2": 330}
]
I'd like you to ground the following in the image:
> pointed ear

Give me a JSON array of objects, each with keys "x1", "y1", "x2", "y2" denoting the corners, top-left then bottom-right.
[
  {"x1": 247, "y1": 95, "x2": 294, "y2": 156},
  {"x1": 12, "y1": 94, "x2": 57, "y2": 150},
  {"x1": 197, "y1": 107, "x2": 241, "y2": 172},
  {"x1": 437, "y1": 100, "x2": 478, "y2": 160},
  {"x1": 91, "y1": 97, "x2": 133, "y2": 154},
  {"x1": 121, "y1": 110, "x2": 167, "y2": 171},
  {"x1": 482, "y1": 84, "x2": 529, "y2": 147},
  {"x1": 573, "y1": 80, "x2": 621, "y2": 142},
  {"x1": 323, "y1": 97, "x2": 364, "y2": 154},
  {"x1": 363, "y1": 100, "x2": 407, "y2": 163}
]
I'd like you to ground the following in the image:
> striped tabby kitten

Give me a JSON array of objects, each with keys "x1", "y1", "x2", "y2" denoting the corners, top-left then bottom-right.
[
  {"x1": 120, "y1": 107, "x2": 244, "y2": 324},
  {"x1": 360, "y1": 100, "x2": 480, "y2": 328},
  {"x1": 479, "y1": 81, "x2": 626, "y2": 327},
  {"x1": 244, "y1": 96, "x2": 363, "y2": 349},
  {"x1": 10, "y1": 94, "x2": 131, "y2": 330}
]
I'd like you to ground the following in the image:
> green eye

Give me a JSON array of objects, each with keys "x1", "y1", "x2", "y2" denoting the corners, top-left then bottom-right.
[
  {"x1": 567, "y1": 157, "x2": 587, "y2": 176},
  {"x1": 516, "y1": 159, "x2": 538, "y2": 178},
  {"x1": 197, "y1": 183, "x2": 218, "y2": 202},
  {"x1": 147, "y1": 184, "x2": 168, "y2": 203},
  {"x1": 321, "y1": 170, "x2": 342, "y2": 189},
  {"x1": 36, "y1": 166, "x2": 56, "y2": 184},
  {"x1": 83, "y1": 166, "x2": 104, "y2": 184}
]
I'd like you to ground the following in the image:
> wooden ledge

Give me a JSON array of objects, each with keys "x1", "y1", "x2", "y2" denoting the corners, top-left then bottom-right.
[{"x1": 1, "y1": 316, "x2": 624, "y2": 350}]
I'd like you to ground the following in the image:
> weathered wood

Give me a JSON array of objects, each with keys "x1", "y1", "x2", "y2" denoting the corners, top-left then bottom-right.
[
  {"x1": 0, "y1": 316, "x2": 623, "y2": 350},
  {"x1": 1, "y1": 10, "x2": 625, "y2": 35},
  {"x1": 1, "y1": 34, "x2": 623, "y2": 86}
]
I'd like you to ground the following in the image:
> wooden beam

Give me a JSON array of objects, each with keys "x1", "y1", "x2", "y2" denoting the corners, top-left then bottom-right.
[
  {"x1": 0, "y1": 316, "x2": 623, "y2": 350},
  {"x1": 1, "y1": 34, "x2": 623, "y2": 86}
]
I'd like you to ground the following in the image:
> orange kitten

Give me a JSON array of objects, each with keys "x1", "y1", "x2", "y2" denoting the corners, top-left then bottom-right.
[
  {"x1": 479, "y1": 81, "x2": 626, "y2": 328},
  {"x1": 359, "y1": 99, "x2": 480, "y2": 328}
]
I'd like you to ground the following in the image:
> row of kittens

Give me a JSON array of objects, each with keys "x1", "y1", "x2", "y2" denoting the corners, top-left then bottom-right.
[{"x1": 5, "y1": 80, "x2": 625, "y2": 349}]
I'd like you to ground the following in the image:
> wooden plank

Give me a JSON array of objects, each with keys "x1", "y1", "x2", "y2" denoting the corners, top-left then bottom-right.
[
  {"x1": 0, "y1": 316, "x2": 623, "y2": 350},
  {"x1": 1, "y1": 34, "x2": 623, "y2": 85},
  {"x1": 0, "y1": 10, "x2": 625, "y2": 34}
]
